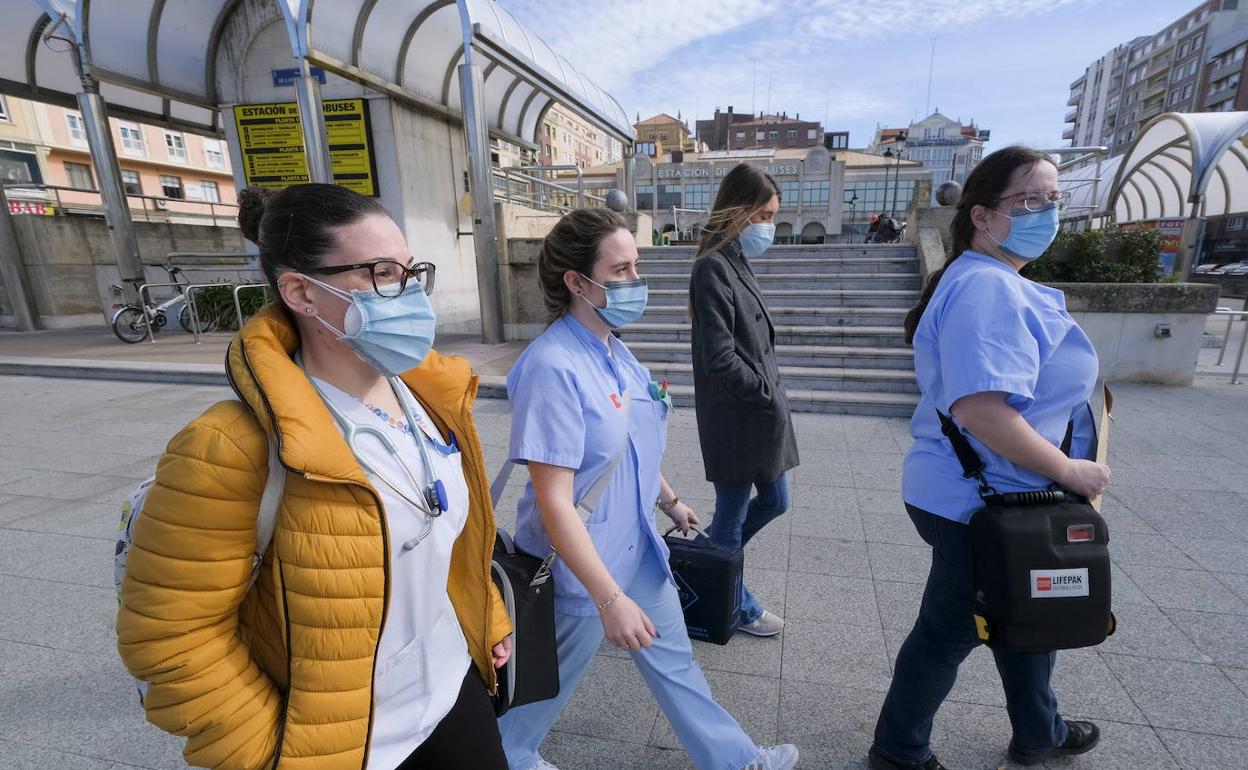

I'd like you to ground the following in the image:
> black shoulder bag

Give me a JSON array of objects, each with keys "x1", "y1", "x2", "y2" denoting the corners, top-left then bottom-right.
[{"x1": 938, "y1": 411, "x2": 1117, "y2": 653}]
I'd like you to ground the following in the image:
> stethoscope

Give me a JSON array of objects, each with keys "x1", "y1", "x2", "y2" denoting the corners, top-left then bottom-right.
[{"x1": 304, "y1": 366, "x2": 449, "y2": 551}]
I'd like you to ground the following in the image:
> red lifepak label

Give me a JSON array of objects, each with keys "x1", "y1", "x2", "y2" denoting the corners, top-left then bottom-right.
[{"x1": 1030, "y1": 568, "x2": 1090, "y2": 598}]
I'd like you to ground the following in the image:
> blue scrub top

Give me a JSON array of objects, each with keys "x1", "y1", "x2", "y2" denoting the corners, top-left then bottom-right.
[
  {"x1": 903, "y1": 250, "x2": 1099, "y2": 523},
  {"x1": 507, "y1": 314, "x2": 674, "y2": 616}
]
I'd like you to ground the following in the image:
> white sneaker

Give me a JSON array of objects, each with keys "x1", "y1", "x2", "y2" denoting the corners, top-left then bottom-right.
[
  {"x1": 745, "y1": 744, "x2": 800, "y2": 770},
  {"x1": 525, "y1": 759, "x2": 560, "y2": 770},
  {"x1": 738, "y1": 610, "x2": 785, "y2": 637}
]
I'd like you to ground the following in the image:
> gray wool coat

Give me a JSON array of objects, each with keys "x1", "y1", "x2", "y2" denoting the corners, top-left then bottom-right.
[{"x1": 688, "y1": 239, "x2": 800, "y2": 484}]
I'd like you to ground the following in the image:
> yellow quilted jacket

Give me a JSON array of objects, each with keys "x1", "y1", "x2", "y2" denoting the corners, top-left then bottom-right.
[{"x1": 116, "y1": 305, "x2": 512, "y2": 770}]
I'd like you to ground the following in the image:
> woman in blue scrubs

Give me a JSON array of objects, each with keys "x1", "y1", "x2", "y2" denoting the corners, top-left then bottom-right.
[
  {"x1": 868, "y1": 147, "x2": 1112, "y2": 770},
  {"x1": 497, "y1": 209, "x2": 799, "y2": 770}
]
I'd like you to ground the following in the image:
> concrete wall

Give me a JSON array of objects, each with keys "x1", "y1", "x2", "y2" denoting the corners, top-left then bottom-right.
[{"x1": 0, "y1": 215, "x2": 249, "y2": 328}]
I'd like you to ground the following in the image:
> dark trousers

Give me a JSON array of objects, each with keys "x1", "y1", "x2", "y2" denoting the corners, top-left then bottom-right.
[
  {"x1": 871, "y1": 505, "x2": 1067, "y2": 764},
  {"x1": 395, "y1": 667, "x2": 507, "y2": 770}
]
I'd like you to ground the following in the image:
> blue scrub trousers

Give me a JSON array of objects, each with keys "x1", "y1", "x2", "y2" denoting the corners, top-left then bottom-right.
[
  {"x1": 871, "y1": 505, "x2": 1068, "y2": 764},
  {"x1": 708, "y1": 474, "x2": 790, "y2": 623},
  {"x1": 497, "y1": 547, "x2": 759, "y2": 770}
]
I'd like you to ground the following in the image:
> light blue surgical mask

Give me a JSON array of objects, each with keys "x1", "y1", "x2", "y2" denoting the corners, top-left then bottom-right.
[
  {"x1": 580, "y1": 275, "x2": 648, "y2": 328},
  {"x1": 986, "y1": 203, "x2": 1060, "y2": 261},
  {"x1": 303, "y1": 275, "x2": 436, "y2": 376},
  {"x1": 739, "y1": 222, "x2": 776, "y2": 257}
]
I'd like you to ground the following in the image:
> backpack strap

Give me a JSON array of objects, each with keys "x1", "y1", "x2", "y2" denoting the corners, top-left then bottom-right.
[
  {"x1": 249, "y1": 438, "x2": 286, "y2": 586},
  {"x1": 936, "y1": 409, "x2": 1076, "y2": 501}
]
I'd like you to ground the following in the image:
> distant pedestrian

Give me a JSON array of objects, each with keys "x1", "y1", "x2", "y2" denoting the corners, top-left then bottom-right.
[
  {"x1": 496, "y1": 207, "x2": 799, "y2": 770},
  {"x1": 868, "y1": 147, "x2": 1109, "y2": 770},
  {"x1": 116, "y1": 184, "x2": 513, "y2": 770},
  {"x1": 688, "y1": 163, "x2": 799, "y2": 639}
]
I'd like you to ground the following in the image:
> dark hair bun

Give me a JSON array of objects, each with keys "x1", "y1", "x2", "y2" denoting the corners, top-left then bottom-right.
[{"x1": 237, "y1": 187, "x2": 279, "y2": 244}]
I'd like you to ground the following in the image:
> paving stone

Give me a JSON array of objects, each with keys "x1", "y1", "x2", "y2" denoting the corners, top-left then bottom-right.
[
  {"x1": 866, "y1": 542, "x2": 930, "y2": 585},
  {"x1": 650, "y1": 669, "x2": 779, "y2": 750},
  {"x1": 785, "y1": 574, "x2": 879, "y2": 627},
  {"x1": 0, "y1": 528, "x2": 114, "y2": 587},
  {"x1": 1107, "y1": 530, "x2": 1201, "y2": 569},
  {"x1": 1097, "y1": 601, "x2": 1213, "y2": 664},
  {"x1": 1157, "y1": 729, "x2": 1248, "y2": 770},
  {"x1": 779, "y1": 618, "x2": 892, "y2": 693},
  {"x1": 788, "y1": 505, "x2": 864, "y2": 541},
  {"x1": 1162, "y1": 609, "x2": 1248, "y2": 667},
  {"x1": 1118, "y1": 564, "x2": 1248, "y2": 615},
  {"x1": 787, "y1": 536, "x2": 871, "y2": 578},
  {"x1": 1102, "y1": 654, "x2": 1248, "y2": 738},
  {"x1": 550, "y1": 654, "x2": 659, "y2": 745}
]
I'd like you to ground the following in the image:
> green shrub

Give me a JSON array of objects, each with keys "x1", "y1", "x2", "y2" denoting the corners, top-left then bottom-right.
[
  {"x1": 1022, "y1": 225, "x2": 1161, "y2": 284},
  {"x1": 187, "y1": 284, "x2": 274, "y2": 330}
]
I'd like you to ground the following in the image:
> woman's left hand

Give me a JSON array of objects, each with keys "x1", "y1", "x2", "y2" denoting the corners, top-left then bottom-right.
[
  {"x1": 665, "y1": 501, "x2": 700, "y2": 534},
  {"x1": 492, "y1": 636, "x2": 513, "y2": 669}
]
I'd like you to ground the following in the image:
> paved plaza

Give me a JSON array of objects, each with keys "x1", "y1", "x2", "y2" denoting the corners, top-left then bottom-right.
[{"x1": 0, "y1": 353, "x2": 1246, "y2": 769}]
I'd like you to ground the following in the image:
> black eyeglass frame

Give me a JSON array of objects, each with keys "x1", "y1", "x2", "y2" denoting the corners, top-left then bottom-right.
[{"x1": 303, "y1": 259, "x2": 436, "y2": 297}]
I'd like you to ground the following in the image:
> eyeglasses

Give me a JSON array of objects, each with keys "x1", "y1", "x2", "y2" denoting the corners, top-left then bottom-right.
[
  {"x1": 1001, "y1": 190, "x2": 1072, "y2": 213},
  {"x1": 304, "y1": 259, "x2": 436, "y2": 298}
]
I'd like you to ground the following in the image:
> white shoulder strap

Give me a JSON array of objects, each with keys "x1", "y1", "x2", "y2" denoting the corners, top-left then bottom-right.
[{"x1": 250, "y1": 438, "x2": 285, "y2": 585}]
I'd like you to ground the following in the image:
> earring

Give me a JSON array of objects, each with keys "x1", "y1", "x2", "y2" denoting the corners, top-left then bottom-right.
[{"x1": 305, "y1": 307, "x2": 314, "y2": 314}]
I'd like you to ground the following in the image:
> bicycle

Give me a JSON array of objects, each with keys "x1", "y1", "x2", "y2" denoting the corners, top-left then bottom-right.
[{"x1": 109, "y1": 263, "x2": 216, "y2": 343}]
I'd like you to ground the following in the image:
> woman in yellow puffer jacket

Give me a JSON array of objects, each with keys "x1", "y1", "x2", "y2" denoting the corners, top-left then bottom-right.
[{"x1": 116, "y1": 184, "x2": 513, "y2": 770}]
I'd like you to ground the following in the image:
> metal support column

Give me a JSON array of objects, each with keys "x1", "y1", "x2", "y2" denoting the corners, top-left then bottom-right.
[
  {"x1": 76, "y1": 79, "x2": 145, "y2": 304},
  {"x1": 457, "y1": 61, "x2": 504, "y2": 344},
  {"x1": 621, "y1": 145, "x2": 635, "y2": 212},
  {"x1": 0, "y1": 184, "x2": 41, "y2": 330},
  {"x1": 294, "y1": 59, "x2": 333, "y2": 184},
  {"x1": 1176, "y1": 212, "x2": 1206, "y2": 281}
]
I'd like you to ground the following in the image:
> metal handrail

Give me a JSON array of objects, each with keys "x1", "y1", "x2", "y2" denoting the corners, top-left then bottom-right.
[
  {"x1": 182, "y1": 281, "x2": 232, "y2": 345},
  {"x1": 1214, "y1": 308, "x2": 1248, "y2": 385},
  {"x1": 232, "y1": 283, "x2": 272, "y2": 330},
  {"x1": 136, "y1": 281, "x2": 187, "y2": 344}
]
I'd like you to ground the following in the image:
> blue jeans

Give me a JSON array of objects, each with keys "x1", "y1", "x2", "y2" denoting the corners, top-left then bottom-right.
[
  {"x1": 707, "y1": 474, "x2": 790, "y2": 624},
  {"x1": 871, "y1": 505, "x2": 1067, "y2": 764}
]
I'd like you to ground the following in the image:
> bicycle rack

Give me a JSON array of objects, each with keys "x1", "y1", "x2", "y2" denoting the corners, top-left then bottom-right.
[
  {"x1": 136, "y1": 281, "x2": 190, "y2": 344},
  {"x1": 182, "y1": 282, "x2": 232, "y2": 345},
  {"x1": 1214, "y1": 308, "x2": 1248, "y2": 385},
  {"x1": 232, "y1": 283, "x2": 273, "y2": 330}
]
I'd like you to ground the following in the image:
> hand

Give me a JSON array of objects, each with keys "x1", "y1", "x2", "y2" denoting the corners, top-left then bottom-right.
[
  {"x1": 598, "y1": 593, "x2": 657, "y2": 652},
  {"x1": 664, "y1": 501, "x2": 700, "y2": 534},
  {"x1": 1060, "y1": 459, "x2": 1112, "y2": 499},
  {"x1": 491, "y1": 636, "x2": 512, "y2": 669}
]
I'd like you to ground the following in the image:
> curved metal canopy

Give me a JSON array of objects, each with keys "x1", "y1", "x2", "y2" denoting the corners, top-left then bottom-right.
[
  {"x1": 1096, "y1": 112, "x2": 1248, "y2": 222},
  {"x1": 0, "y1": 0, "x2": 632, "y2": 145}
]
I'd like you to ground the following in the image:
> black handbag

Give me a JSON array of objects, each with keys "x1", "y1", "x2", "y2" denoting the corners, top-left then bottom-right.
[
  {"x1": 663, "y1": 525, "x2": 744, "y2": 645},
  {"x1": 939, "y1": 411, "x2": 1116, "y2": 653}
]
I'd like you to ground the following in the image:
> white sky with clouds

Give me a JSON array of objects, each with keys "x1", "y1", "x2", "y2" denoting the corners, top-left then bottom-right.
[{"x1": 499, "y1": 0, "x2": 1205, "y2": 151}]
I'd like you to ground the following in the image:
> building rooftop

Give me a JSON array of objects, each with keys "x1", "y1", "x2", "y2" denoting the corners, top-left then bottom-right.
[{"x1": 636, "y1": 113, "x2": 684, "y2": 127}]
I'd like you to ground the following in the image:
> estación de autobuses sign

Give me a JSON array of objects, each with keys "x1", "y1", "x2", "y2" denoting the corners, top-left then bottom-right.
[
  {"x1": 232, "y1": 99, "x2": 378, "y2": 196},
  {"x1": 654, "y1": 162, "x2": 802, "y2": 179}
]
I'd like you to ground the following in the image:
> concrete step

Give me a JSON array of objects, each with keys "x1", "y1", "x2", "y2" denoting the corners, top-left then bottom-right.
[
  {"x1": 636, "y1": 244, "x2": 917, "y2": 261},
  {"x1": 640, "y1": 305, "x2": 908, "y2": 327},
  {"x1": 620, "y1": 323, "x2": 909, "y2": 348},
  {"x1": 665, "y1": 383, "x2": 919, "y2": 417},
  {"x1": 645, "y1": 273, "x2": 922, "y2": 291},
  {"x1": 626, "y1": 340, "x2": 915, "y2": 371},
  {"x1": 649, "y1": 288, "x2": 920, "y2": 308},
  {"x1": 649, "y1": 362, "x2": 919, "y2": 394},
  {"x1": 640, "y1": 257, "x2": 918, "y2": 275}
]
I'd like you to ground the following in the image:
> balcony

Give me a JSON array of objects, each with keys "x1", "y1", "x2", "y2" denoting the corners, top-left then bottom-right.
[
  {"x1": 1070, "y1": 73, "x2": 1087, "y2": 90},
  {"x1": 1205, "y1": 85, "x2": 1239, "y2": 106},
  {"x1": 1140, "y1": 101, "x2": 1164, "y2": 120},
  {"x1": 1145, "y1": 77, "x2": 1168, "y2": 97},
  {"x1": 1062, "y1": 125, "x2": 1077, "y2": 141},
  {"x1": 1209, "y1": 59, "x2": 1242, "y2": 82},
  {"x1": 1065, "y1": 108, "x2": 1080, "y2": 124},
  {"x1": 1068, "y1": 90, "x2": 1084, "y2": 106}
]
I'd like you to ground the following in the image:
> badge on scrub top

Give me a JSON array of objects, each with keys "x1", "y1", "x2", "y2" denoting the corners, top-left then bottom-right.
[{"x1": 649, "y1": 379, "x2": 674, "y2": 411}]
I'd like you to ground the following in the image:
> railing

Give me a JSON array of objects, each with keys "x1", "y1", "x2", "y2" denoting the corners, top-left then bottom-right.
[
  {"x1": 1215, "y1": 308, "x2": 1248, "y2": 385},
  {"x1": 490, "y1": 165, "x2": 606, "y2": 214},
  {"x1": 2, "y1": 182, "x2": 238, "y2": 227}
]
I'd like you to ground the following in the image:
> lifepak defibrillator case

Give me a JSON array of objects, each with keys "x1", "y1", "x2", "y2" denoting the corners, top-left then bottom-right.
[
  {"x1": 664, "y1": 526, "x2": 744, "y2": 645},
  {"x1": 939, "y1": 412, "x2": 1116, "y2": 653}
]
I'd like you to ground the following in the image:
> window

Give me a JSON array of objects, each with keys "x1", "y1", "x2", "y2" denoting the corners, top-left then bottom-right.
[
  {"x1": 768, "y1": 130, "x2": 778, "y2": 139},
  {"x1": 684, "y1": 183, "x2": 711, "y2": 209},
  {"x1": 1189, "y1": 59, "x2": 1198, "y2": 76},
  {"x1": 199, "y1": 180, "x2": 221, "y2": 203},
  {"x1": 119, "y1": 123, "x2": 145, "y2": 155},
  {"x1": 658, "y1": 133, "x2": 668, "y2": 142},
  {"x1": 1171, "y1": 89, "x2": 1182, "y2": 104},
  {"x1": 735, "y1": 131, "x2": 746, "y2": 142},
  {"x1": 160, "y1": 174, "x2": 184, "y2": 199},
  {"x1": 636, "y1": 184, "x2": 654, "y2": 209},
  {"x1": 64, "y1": 161, "x2": 95, "y2": 190},
  {"x1": 120, "y1": 169, "x2": 142, "y2": 196},
  {"x1": 777, "y1": 180, "x2": 799, "y2": 206},
  {"x1": 1237, "y1": 44, "x2": 1247, "y2": 61},
  {"x1": 0, "y1": 142, "x2": 43, "y2": 185},
  {"x1": 164, "y1": 132, "x2": 188, "y2": 162},
  {"x1": 203, "y1": 139, "x2": 225, "y2": 169},
  {"x1": 65, "y1": 113, "x2": 87, "y2": 145},
  {"x1": 0, "y1": 95, "x2": 9, "y2": 122},
  {"x1": 756, "y1": 130, "x2": 766, "y2": 141},
  {"x1": 1179, "y1": 42, "x2": 1189, "y2": 57},
  {"x1": 1183, "y1": 83, "x2": 1194, "y2": 99},
  {"x1": 657, "y1": 184, "x2": 681, "y2": 208},
  {"x1": 807, "y1": 128, "x2": 818, "y2": 140},
  {"x1": 787, "y1": 129, "x2": 797, "y2": 140},
  {"x1": 1227, "y1": 216, "x2": 1245, "y2": 230},
  {"x1": 800, "y1": 180, "x2": 830, "y2": 206}
]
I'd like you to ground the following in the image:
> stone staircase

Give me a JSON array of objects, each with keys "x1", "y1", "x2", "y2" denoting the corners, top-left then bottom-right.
[{"x1": 624, "y1": 244, "x2": 921, "y2": 417}]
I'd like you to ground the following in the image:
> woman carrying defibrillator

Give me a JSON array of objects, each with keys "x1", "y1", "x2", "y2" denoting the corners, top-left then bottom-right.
[{"x1": 867, "y1": 147, "x2": 1112, "y2": 770}]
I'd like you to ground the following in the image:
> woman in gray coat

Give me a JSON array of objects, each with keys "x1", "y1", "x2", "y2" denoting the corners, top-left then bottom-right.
[{"x1": 689, "y1": 163, "x2": 800, "y2": 638}]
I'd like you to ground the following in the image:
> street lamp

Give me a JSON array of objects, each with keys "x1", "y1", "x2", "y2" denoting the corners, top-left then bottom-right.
[
  {"x1": 882, "y1": 147, "x2": 894, "y2": 219},
  {"x1": 844, "y1": 191, "x2": 858, "y2": 240},
  {"x1": 890, "y1": 148, "x2": 905, "y2": 219}
]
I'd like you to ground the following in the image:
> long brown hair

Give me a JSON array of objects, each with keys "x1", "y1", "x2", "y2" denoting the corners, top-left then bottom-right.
[
  {"x1": 537, "y1": 207, "x2": 629, "y2": 322},
  {"x1": 696, "y1": 163, "x2": 780, "y2": 258},
  {"x1": 902, "y1": 146, "x2": 1056, "y2": 343}
]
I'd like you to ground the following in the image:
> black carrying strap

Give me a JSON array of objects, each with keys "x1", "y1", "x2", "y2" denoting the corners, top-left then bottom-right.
[{"x1": 936, "y1": 409, "x2": 1074, "y2": 503}]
